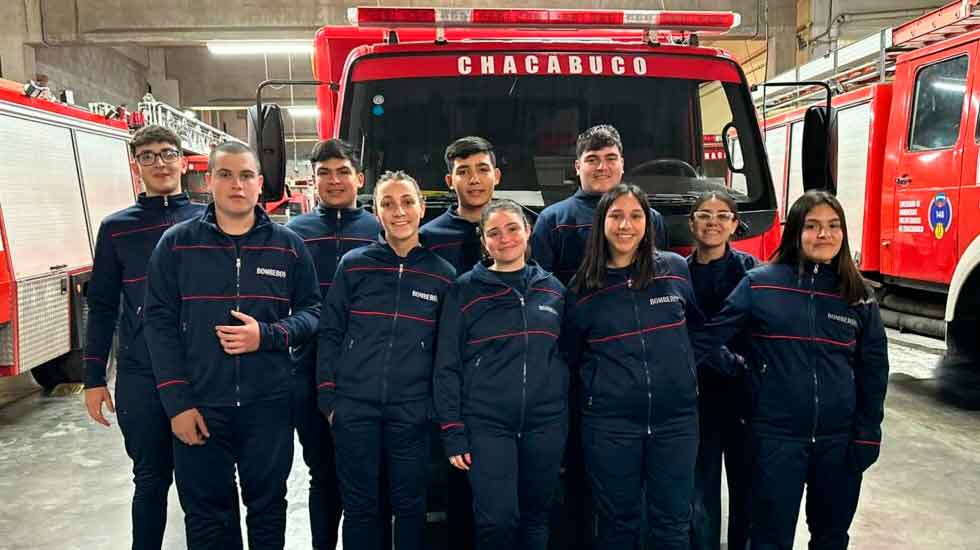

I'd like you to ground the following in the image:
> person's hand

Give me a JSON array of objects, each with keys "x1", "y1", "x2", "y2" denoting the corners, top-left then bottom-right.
[
  {"x1": 84, "y1": 387, "x2": 115, "y2": 427},
  {"x1": 215, "y1": 310, "x2": 260, "y2": 355},
  {"x1": 172, "y1": 408, "x2": 209, "y2": 445},
  {"x1": 449, "y1": 453, "x2": 472, "y2": 471}
]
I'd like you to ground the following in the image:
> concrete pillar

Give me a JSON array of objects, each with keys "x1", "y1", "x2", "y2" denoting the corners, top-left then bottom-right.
[
  {"x1": 767, "y1": 0, "x2": 798, "y2": 78},
  {"x1": 0, "y1": 0, "x2": 38, "y2": 82},
  {"x1": 147, "y1": 48, "x2": 180, "y2": 106}
]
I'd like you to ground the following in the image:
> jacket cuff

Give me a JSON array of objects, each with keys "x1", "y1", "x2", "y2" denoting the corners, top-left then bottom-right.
[
  {"x1": 440, "y1": 423, "x2": 468, "y2": 457},
  {"x1": 317, "y1": 386, "x2": 336, "y2": 415},
  {"x1": 258, "y1": 321, "x2": 289, "y2": 351},
  {"x1": 83, "y1": 356, "x2": 109, "y2": 388},
  {"x1": 156, "y1": 380, "x2": 196, "y2": 418}
]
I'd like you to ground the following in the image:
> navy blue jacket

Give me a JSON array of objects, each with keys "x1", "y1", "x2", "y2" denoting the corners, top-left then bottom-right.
[
  {"x1": 563, "y1": 252, "x2": 704, "y2": 436},
  {"x1": 531, "y1": 188, "x2": 668, "y2": 285},
  {"x1": 317, "y1": 240, "x2": 456, "y2": 414},
  {"x1": 686, "y1": 246, "x2": 759, "y2": 394},
  {"x1": 84, "y1": 193, "x2": 205, "y2": 388},
  {"x1": 285, "y1": 204, "x2": 381, "y2": 372},
  {"x1": 420, "y1": 207, "x2": 483, "y2": 275},
  {"x1": 695, "y1": 262, "x2": 889, "y2": 444},
  {"x1": 434, "y1": 262, "x2": 568, "y2": 456},
  {"x1": 144, "y1": 204, "x2": 321, "y2": 418}
]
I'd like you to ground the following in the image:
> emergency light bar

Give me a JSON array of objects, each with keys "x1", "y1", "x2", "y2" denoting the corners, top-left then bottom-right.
[{"x1": 348, "y1": 7, "x2": 741, "y2": 33}]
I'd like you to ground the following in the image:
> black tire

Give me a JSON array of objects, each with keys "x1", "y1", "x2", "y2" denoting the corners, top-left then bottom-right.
[{"x1": 30, "y1": 350, "x2": 85, "y2": 391}]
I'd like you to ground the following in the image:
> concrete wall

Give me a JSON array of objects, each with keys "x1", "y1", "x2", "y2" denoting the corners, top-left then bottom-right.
[
  {"x1": 805, "y1": 0, "x2": 946, "y2": 57},
  {"x1": 34, "y1": 46, "x2": 149, "y2": 107},
  {"x1": 0, "y1": 0, "x2": 40, "y2": 82}
]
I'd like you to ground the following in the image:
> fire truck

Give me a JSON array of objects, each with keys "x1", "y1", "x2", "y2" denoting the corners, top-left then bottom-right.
[
  {"x1": 253, "y1": 6, "x2": 811, "y2": 262},
  {"x1": 0, "y1": 83, "x2": 139, "y2": 389},
  {"x1": 756, "y1": 0, "x2": 980, "y2": 370},
  {"x1": 0, "y1": 85, "x2": 245, "y2": 389}
]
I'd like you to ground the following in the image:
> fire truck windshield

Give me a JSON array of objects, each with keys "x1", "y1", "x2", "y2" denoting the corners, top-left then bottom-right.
[{"x1": 343, "y1": 70, "x2": 769, "y2": 212}]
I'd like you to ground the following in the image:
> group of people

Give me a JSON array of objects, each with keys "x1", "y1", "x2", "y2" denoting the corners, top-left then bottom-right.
[{"x1": 83, "y1": 122, "x2": 889, "y2": 550}]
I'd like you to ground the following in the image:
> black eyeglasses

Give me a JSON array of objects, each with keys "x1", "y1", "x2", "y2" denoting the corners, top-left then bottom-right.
[{"x1": 135, "y1": 149, "x2": 181, "y2": 166}]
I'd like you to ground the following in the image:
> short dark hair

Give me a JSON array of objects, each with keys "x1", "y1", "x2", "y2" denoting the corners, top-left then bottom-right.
[
  {"x1": 310, "y1": 138, "x2": 362, "y2": 172},
  {"x1": 572, "y1": 183, "x2": 659, "y2": 293},
  {"x1": 130, "y1": 125, "x2": 181, "y2": 155},
  {"x1": 445, "y1": 136, "x2": 496, "y2": 172},
  {"x1": 208, "y1": 141, "x2": 261, "y2": 173},
  {"x1": 576, "y1": 124, "x2": 623, "y2": 157},
  {"x1": 772, "y1": 190, "x2": 869, "y2": 303}
]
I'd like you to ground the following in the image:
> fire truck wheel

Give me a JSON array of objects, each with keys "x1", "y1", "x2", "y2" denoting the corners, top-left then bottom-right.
[{"x1": 30, "y1": 351, "x2": 85, "y2": 391}]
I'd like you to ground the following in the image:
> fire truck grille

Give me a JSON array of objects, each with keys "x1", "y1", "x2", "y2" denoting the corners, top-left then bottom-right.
[{"x1": 15, "y1": 273, "x2": 71, "y2": 371}]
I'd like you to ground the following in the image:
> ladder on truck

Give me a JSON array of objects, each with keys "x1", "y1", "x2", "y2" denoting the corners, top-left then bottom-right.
[
  {"x1": 753, "y1": 0, "x2": 980, "y2": 113},
  {"x1": 89, "y1": 95, "x2": 245, "y2": 155}
]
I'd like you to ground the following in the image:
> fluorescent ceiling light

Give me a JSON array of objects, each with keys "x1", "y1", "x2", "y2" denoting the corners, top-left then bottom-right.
[
  {"x1": 207, "y1": 40, "x2": 313, "y2": 55},
  {"x1": 286, "y1": 106, "x2": 320, "y2": 118}
]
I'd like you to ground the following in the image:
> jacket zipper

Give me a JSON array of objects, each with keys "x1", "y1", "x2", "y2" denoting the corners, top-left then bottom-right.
[
  {"x1": 628, "y1": 278, "x2": 653, "y2": 436},
  {"x1": 381, "y1": 263, "x2": 404, "y2": 404},
  {"x1": 335, "y1": 209, "x2": 343, "y2": 266},
  {"x1": 809, "y1": 263, "x2": 819, "y2": 443},
  {"x1": 516, "y1": 290, "x2": 528, "y2": 439},
  {"x1": 234, "y1": 248, "x2": 242, "y2": 407}
]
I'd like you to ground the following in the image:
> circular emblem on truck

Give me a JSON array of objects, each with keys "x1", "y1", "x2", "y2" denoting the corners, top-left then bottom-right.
[{"x1": 928, "y1": 192, "x2": 952, "y2": 239}]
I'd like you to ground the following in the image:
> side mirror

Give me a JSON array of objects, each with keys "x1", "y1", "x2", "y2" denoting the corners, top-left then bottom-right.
[
  {"x1": 802, "y1": 105, "x2": 838, "y2": 194},
  {"x1": 721, "y1": 121, "x2": 744, "y2": 173},
  {"x1": 247, "y1": 104, "x2": 287, "y2": 202}
]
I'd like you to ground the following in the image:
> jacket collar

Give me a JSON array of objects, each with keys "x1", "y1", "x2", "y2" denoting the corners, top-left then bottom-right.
[
  {"x1": 138, "y1": 192, "x2": 190, "y2": 210},
  {"x1": 573, "y1": 187, "x2": 602, "y2": 206},
  {"x1": 686, "y1": 244, "x2": 732, "y2": 267},
  {"x1": 317, "y1": 203, "x2": 370, "y2": 221},
  {"x1": 470, "y1": 260, "x2": 550, "y2": 288}
]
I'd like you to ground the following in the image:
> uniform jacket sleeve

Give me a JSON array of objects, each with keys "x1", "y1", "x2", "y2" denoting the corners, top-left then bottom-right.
[
  {"x1": 144, "y1": 232, "x2": 196, "y2": 418},
  {"x1": 258, "y1": 238, "x2": 321, "y2": 351},
  {"x1": 852, "y1": 299, "x2": 890, "y2": 444},
  {"x1": 316, "y1": 261, "x2": 350, "y2": 414},
  {"x1": 530, "y1": 211, "x2": 556, "y2": 273},
  {"x1": 83, "y1": 221, "x2": 122, "y2": 388},
  {"x1": 691, "y1": 276, "x2": 753, "y2": 372},
  {"x1": 433, "y1": 283, "x2": 469, "y2": 457},
  {"x1": 560, "y1": 289, "x2": 586, "y2": 372}
]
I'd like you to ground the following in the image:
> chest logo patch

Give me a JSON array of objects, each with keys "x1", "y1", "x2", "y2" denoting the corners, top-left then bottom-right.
[
  {"x1": 827, "y1": 312, "x2": 858, "y2": 328},
  {"x1": 256, "y1": 267, "x2": 287, "y2": 279},
  {"x1": 412, "y1": 289, "x2": 439, "y2": 303},
  {"x1": 649, "y1": 295, "x2": 681, "y2": 307}
]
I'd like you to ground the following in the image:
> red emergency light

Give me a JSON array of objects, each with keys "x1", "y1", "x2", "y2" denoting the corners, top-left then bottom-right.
[{"x1": 349, "y1": 7, "x2": 741, "y2": 33}]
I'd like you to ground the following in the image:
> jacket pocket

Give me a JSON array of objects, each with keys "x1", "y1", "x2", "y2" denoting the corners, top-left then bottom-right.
[
  {"x1": 464, "y1": 355, "x2": 481, "y2": 401},
  {"x1": 585, "y1": 359, "x2": 600, "y2": 409}
]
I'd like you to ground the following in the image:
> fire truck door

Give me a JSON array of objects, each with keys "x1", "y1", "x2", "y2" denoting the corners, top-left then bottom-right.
[{"x1": 889, "y1": 46, "x2": 973, "y2": 285}]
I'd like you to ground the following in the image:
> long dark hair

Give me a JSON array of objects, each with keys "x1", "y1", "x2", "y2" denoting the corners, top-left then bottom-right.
[
  {"x1": 572, "y1": 183, "x2": 659, "y2": 293},
  {"x1": 772, "y1": 190, "x2": 869, "y2": 303}
]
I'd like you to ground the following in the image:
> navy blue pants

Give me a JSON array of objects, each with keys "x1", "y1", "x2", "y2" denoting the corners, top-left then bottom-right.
[
  {"x1": 447, "y1": 465, "x2": 475, "y2": 549},
  {"x1": 332, "y1": 396, "x2": 430, "y2": 550},
  {"x1": 748, "y1": 436, "x2": 862, "y2": 550},
  {"x1": 115, "y1": 371, "x2": 175, "y2": 550},
  {"x1": 466, "y1": 421, "x2": 567, "y2": 550},
  {"x1": 690, "y1": 398, "x2": 750, "y2": 550},
  {"x1": 549, "y1": 378, "x2": 592, "y2": 550},
  {"x1": 583, "y1": 420, "x2": 698, "y2": 550},
  {"x1": 292, "y1": 369, "x2": 343, "y2": 549},
  {"x1": 173, "y1": 398, "x2": 293, "y2": 550}
]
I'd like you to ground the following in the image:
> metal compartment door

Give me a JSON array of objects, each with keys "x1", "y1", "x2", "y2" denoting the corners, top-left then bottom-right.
[
  {"x1": 75, "y1": 131, "x2": 137, "y2": 250},
  {"x1": 0, "y1": 113, "x2": 93, "y2": 278}
]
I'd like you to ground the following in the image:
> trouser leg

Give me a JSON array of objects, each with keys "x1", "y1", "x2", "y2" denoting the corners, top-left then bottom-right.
[
  {"x1": 116, "y1": 371, "x2": 175, "y2": 550},
  {"x1": 583, "y1": 424, "x2": 644, "y2": 550},
  {"x1": 517, "y1": 421, "x2": 568, "y2": 550},
  {"x1": 722, "y1": 416, "x2": 751, "y2": 550},
  {"x1": 690, "y1": 400, "x2": 723, "y2": 550},
  {"x1": 643, "y1": 423, "x2": 698, "y2": 550},
  {"x1": 468, "y1": 429, "x2": 520, "y2": 550},
  {"x1": 384, "y1": 400, "x2": 430, "y2": 550},
  {"x1": 293, "y1": 370, "x2": 342, "y2": 549},
  {"x1": 236, "y1": 399, "x2": 294, "y2": 550},
  {"x1": 805, "y1": 439, "x2": 862, "y2": 550},
  {"x1": 747, "y1": 436, "x2": 809, "y2": 550},
  {"x1": 332, "y1": 397, "x2": 384, "y2": 550},
  {"x1": 173, "y1": 406, "x2": 239, "y2": 550}
]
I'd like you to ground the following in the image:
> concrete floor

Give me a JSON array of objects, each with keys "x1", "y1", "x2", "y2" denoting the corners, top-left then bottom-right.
[{"x1": 0, "y1": 331, "x2": 977, "y2": 549}]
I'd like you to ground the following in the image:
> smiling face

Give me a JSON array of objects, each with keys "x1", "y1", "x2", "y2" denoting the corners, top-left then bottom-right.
[
  {"x1": 801, "y1": 203, "x2": 843, "y2": 264},
  {"x1": 482, "y1": 209, "x2": 529, "y2": 271},
  {"x1": 133, "y1": 141, "x2": 187, "y2": 196},
  {"x1": 375, "y1": 178, "x2": 425, "y2": 249},
  {"x1": 689, "y1": 198, "x2": 738, "y2": 249},
  {"x1": 315, "y1": 157, "x2": 364, "y2": 208},
  {"x1": 207, "y1": 151, "x2": 262, "y2": 220},
  {"x1": 603, "y1": 193, "x2": 647, "y2": 266},
  {"x1": 447, "y1": 152, "x2": 500, "y2": 212},
  {"x1": 576, "y1": 145, "x2": 624, "y2": 194}
]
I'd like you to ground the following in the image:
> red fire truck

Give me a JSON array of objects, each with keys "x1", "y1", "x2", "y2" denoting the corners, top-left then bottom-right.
[
  {"x1": 256, "y1": 7, "x2": 798, "y2": 262},
  {"x1": 0, "y1": 84, "x2": 139, "y2": 389},
  {"x1": 758, "y1": 0, "x2": 980, "y2": 368}
]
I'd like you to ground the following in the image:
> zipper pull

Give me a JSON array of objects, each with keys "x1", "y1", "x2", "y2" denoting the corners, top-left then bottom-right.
[
  {"x1": 164, "y1": 195, "x2": 169, "y2": 207},
  {"x1": 813, "y1": 263, "x2": 819, "y2": 275},
  {"x1": 236, "y1": 257, "x2": 241, "y2": 277},
  {"x1": 519, "y1": 296, "x2": 525, "y2": 307},
  {"x1": 337, "y1": 209, "x2": 342, "y2": 221},
  {"x1": 399, "y1": 263, "x2": 404, "y2": 276},
  {"x1": 627, "y1": 278, "x2": 633, "y2": 289}
]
